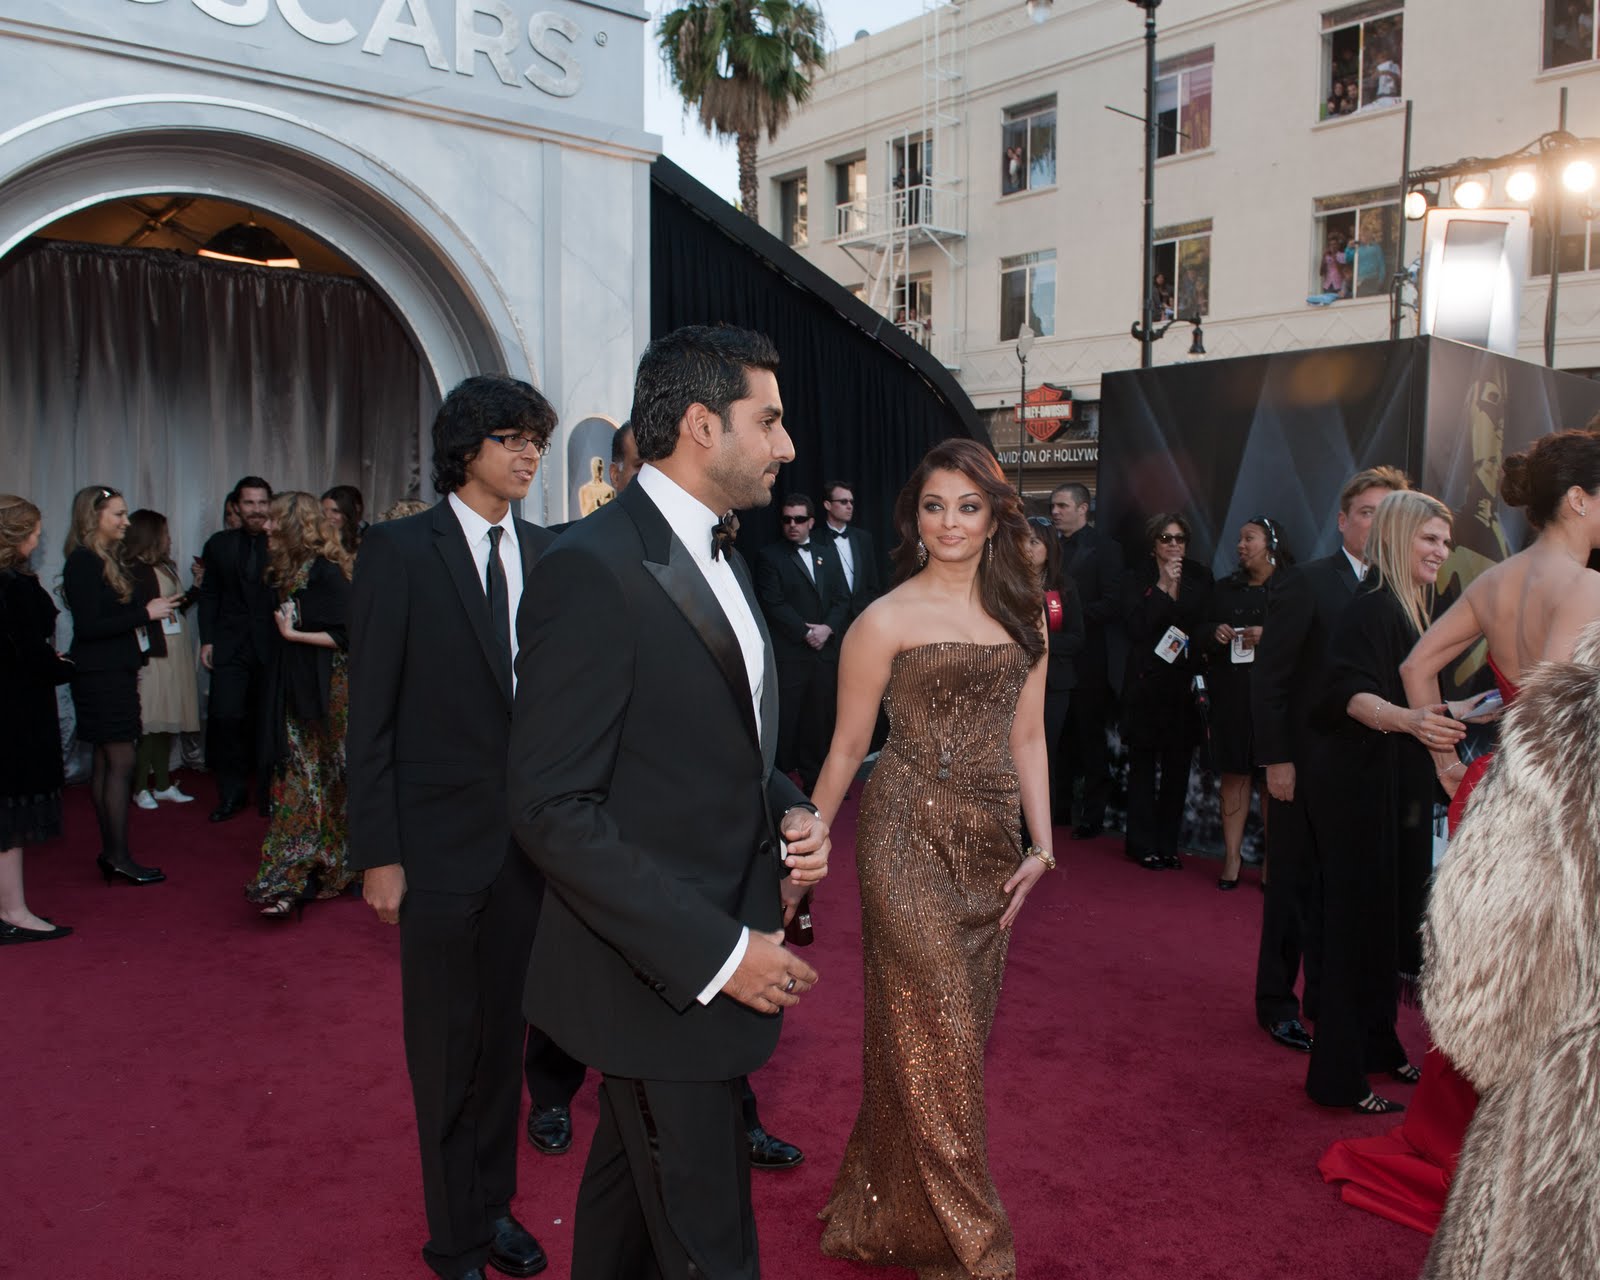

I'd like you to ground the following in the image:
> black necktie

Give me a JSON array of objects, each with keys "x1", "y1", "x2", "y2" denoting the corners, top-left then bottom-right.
[
  {"x1": 485, "y1": 526, "x2": 512, "y2": 685},
  {"x1": 244, "y1": 532, "x2": 261, "y2": 584},
  {"x1": 711, "y1": 511, "x2": 739, "y2": 560}
]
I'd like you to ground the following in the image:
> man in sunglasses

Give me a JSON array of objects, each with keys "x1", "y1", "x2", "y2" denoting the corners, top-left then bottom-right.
[{"x1": 817, "y1": 480, "x2": 882, "y2": 625}]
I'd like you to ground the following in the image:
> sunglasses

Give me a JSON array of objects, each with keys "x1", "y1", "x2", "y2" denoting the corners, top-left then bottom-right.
[
  {"x1": 780, "y1": 515, "x2": 811, "y2": 525},
  {"x1": 94, "y1": 487, "x2": 122, "y2": 507},
  {"x1": 1157, "y1": 532, "x2": 1188, "y2": 545}
]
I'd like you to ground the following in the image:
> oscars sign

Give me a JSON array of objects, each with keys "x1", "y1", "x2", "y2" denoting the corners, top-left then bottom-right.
[{"x1": 1014, "y1": 383, "x2": 1073, "y2": 443}]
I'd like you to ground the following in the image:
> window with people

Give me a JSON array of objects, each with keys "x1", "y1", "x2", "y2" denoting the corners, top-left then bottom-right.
[
  {"x1": 891, "y1": 135, "x2": 933, "y2": 227},
  {"x1": 1321, "y1": 3, "x2": 1402, "y2": 119},
  {"x1": 1156, "y1": 49, "x2": 1213, "y2": 157},
  {"x1": 895, "y1": 276, "x2": 934, "y2": 344},
  {"x1": 832, "y1": 155, "x2": 867, "y2": 238},
  {"x1": 1001, "y1": 98, "x2": 1057, "y2": 195},
  {"x1": 1153, "y1": 224, "x2": 1212, "y2": 319},
  {"x1": 1545, "y1": 0, "x2": 1598, "y2": 68},
  {"x1": 1313, "y1": 196, "x2": 1399, "y2": 302},
  {"x1": 1000, "y1": 250, "x2": 1056, "y2": 341},
  {"x1": 778, "y1": 173, "x2": 808, "y2": 248}
]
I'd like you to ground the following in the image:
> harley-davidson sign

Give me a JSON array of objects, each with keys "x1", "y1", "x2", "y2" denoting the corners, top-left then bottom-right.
[{"x1": 1014, "y1": 383, "x2": 1073, "y2": 442}]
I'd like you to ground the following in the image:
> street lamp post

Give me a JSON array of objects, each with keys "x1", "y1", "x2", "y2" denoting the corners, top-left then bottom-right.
[
  {"x1": 1015, "y1": 322, "x2": 1035, "y2": 497},
  {"x1": 1129, "y1": 0, "x2": 1161, "y2": 370}
]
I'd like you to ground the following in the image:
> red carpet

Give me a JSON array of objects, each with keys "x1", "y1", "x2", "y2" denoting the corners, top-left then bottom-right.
[{"x1": 5, "y1": 776, "x2": 1430, "y2": 1279}]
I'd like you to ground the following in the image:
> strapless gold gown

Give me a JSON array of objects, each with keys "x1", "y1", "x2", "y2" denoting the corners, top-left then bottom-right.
[{"x1": 821, "y1": 641, "x2": 1029, "y2": 1280}]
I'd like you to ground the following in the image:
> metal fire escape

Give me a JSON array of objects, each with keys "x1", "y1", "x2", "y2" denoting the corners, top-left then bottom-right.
[{"x1": 836, "y1": 0, "x2": 967, "y2": 369}]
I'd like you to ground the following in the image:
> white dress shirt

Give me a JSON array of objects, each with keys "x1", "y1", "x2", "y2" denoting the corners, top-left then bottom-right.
[
  {"x1": 796, "y1": 543, "x2": 815, "y2": 584},
  {"x1": 635, "y1": 464, "x2": 770, "y2": 1003},
  {"x1": 1342, "y1": 545, "x2": 1367, "y2": 582},
  {"x1": 447, "y1": 491, "x2": 523, "y2": 693},
  {"x1": 828, "y1": 521, "x2": 856, "y2": 591}
]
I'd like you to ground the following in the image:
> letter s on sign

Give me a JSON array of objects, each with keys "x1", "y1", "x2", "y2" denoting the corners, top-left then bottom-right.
[{"x1": 526, "y1": 12, "x2": 582, "y2": 98}]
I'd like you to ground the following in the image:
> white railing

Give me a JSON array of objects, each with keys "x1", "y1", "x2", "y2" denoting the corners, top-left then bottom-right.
[{"x1": 832, "y1": 184, "x2": 964, "y2": 241}]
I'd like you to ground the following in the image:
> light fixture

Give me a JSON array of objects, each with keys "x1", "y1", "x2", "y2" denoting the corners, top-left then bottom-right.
[
  {"x1": 1454, "y1": 177, "x2": 1488, "y2": 210},
  {"x1": 198, "y1": 219, "x2": 300, "y2": 268},
  {"x1": 1016, "y1": 321, "x2": 1036, "y2": 360},
  {"x1": 1506, "y1": 169, "x2": 1538, "y2": 202},
  {"x1": 1404, "y1": 187, "x2": 1434, "y2": 221},
  {"x1": 1187, "y1": 322, "x2": 1205, "y2": 357},
  {"x1": 1026, "y1": 0, "x2": 1054, "y2": 22},
  {"x1": 1563, "y1": 159, "x2": 1597, "y2": 194}
]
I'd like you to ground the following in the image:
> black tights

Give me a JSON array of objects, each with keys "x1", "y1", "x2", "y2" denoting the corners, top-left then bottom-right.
[{"x1": 91, "y1": 741, "x2": 136, "y2": 861}]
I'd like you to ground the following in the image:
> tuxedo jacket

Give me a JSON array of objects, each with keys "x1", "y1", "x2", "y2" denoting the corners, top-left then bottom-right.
[
  {"x1": 509, "y1": 479, "x2": 807, "y2": 1082},
  {"x1": 754, "y1": 538, "x2": 850, "y2": 666},
  {"x1": 1250, "y1": 551, "x2": 1361, "y2": 768},
  {"x1": 197, "y1": 527, "x2": 277, "y2": 667},
  {"x1": 818, "y1": 523, "x2": 883, "y2": 620},
  {"x1": 346, "y1": 500, "x2": 554, "y2": 894},
  {"x1": 1058, "y1": 524, "x2": 1123, "y2": 689}
]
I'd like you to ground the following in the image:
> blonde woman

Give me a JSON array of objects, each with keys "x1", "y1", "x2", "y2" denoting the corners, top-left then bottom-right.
[
  {"x1": 1300, "y1": 490, "x2": 1469, "y2": 1115},
  {"x1": 124, "y1": 510, "x2": 201, "y2": 807},
  {"x1": 61, "y1": 486, "x2": 178, "y2": 886},
  {"x1": 0, "y1": 496, "x2": 75, "y2": 942},
  {"x1": 244, "y1": 491, "x2": 356, "y2": 918}
]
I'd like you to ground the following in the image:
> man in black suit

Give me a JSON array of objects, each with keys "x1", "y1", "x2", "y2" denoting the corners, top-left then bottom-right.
[
  {"x1": 197, "y1": 475, "x2": 276, "y2": 822},
  {"x1": 756, "y1": 493, "x2": 850, "y2": 793},
  {"x1": 818, "y1": 479, "x2": 882, "y2": 624},
  {"x1": 1250, "y1": 465, "x2": 1408, "y2": 1053},
  {"x1": 347, "y1": 377, "x2": 557, "y2": 1280},
  {"x1": 1050, "y1": 482, "x2": 1123, "y2": 838},
  {"x1": 509, "y1": 325, "x2": 830, "y2": 1279}
]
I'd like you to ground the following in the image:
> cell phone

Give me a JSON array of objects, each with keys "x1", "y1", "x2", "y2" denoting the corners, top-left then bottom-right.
[{"x1": 1462, "y1": 690, "x2": 1503, "y2": 722}]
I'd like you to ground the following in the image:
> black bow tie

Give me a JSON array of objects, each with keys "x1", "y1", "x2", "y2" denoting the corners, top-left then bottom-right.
[
  {"x1": 797, "y1": 541, "x2": 811, "y2": 551},
  {"x1": 711, "y1": 511, "x2": 739, "y2": 560}
]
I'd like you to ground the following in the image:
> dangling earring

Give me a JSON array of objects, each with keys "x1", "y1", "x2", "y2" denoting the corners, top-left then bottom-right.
[
  {"x1": 986, "y1": 537, "x2": 995, "y2": 564},
  {"x1": 916, "y1": 538, "x2": 929, "y2": 568}
]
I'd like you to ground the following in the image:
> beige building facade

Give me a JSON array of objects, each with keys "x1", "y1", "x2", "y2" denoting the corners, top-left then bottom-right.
[{"x1": 757, "y1": 0, "x2": 1600, "y2": 494}]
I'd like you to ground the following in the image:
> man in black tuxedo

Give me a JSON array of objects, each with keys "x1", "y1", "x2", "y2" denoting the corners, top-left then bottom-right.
[
  {"x1": 197, "y1": 475, "x2": 276, "y2": 821},
  {"x1": 818, "y1": 479, "x2": 882, "y2": 624},
  {"x1": 347, "y1": 377, "x2": 557, "y2": 1280},
  {"x1": 1049, "y1": 483, "x2": 1123, "y2": 838},
  {"x1": 756, "y1": 493, "x2": 850, "y2": 793},
  {"x1": 510, "y1": 325, "x2": 830, "y2": 1280},
  {"x1": 1251, "y1": 465, "x2": 1408, "y2": 1054}
]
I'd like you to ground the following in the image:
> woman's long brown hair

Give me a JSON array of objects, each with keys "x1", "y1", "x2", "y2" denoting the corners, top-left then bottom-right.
[{"x1": 267, "y1": 491, "x2": 353, "y2": 599}]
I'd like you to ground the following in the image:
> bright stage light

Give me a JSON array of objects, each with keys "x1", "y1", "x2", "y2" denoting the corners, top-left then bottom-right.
[
  {"x1": 1454, "y1": 178, "x2": 1488, "y2": 210},
  {"x1": 1506, "y1": 170, "x2": 1538, "y2": 202},
  {"x1": 1563, "y1": 159, "x2": 1597, "y2": 194},
  {"x1": 1405, "y1": 189, "x2": 1430, "y2": 220}
]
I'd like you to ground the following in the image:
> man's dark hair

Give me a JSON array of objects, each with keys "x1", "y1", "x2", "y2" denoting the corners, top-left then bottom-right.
[
  {"x1": 431, "y1": 375, "x2": 557, "y2": 495},
  {"x1": 235, "y1": 476, "x2": 273, "y2": 499},
  {"x1": 1052, "y1": 482, "x2": 1090, "y2": 506},
  {"x1": 782, "y1": 493, "x2": 815, "y2": 520},
  {"x1": 629, "y1": 326, "x2": 779, "y2": 463},
  {"x1": 610, "y1": 420, "x2": 634, "y2": 464},
  {"x1": 822, "y1": 480, "x2": 854, "y2": 503}
]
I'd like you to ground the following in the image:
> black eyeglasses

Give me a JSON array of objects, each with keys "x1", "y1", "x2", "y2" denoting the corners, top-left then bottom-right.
[
  {"x1": 484, "y1": 433, "x2": 551, "y2": 457},
  {"x1": 780, "y1": 515, "x2": 811, "y2": 525},
  {"x1": 1157, "y1": 532, "x2": 1188, "y2": 544}
]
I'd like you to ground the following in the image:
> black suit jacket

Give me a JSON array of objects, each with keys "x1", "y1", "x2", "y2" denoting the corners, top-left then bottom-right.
[
  {"x1": 197, "y1": 528, "x2": 276, "y2": 667},
  {"x1": 754, "y1": 539, "x2": 850, "y2": 665},
  {"x1": 1250, "y1": 550, "x2": 1361, "y2": 768},
  {"x1": 818, "y1": 523, "x2": 883, "y2": 620},
  {"x1": 346, "y1": 500, "x2": 554, "y2": 894},
  {"x1": 62, "y1": 549, "x2": 149, "y2": 672},
  {"x1": 1058, "y1": 524, "x2": 1123, "y2": 689},
  {"x1": 509, "y1": 479, "x2": 807, "y2": 1082}
]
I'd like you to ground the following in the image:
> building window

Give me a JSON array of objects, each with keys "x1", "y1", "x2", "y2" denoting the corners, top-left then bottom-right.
[
  {"x1": 895, "y1": 277, "x2": 934, "y2": 346},
  {"x1": 1313, "y1": 191, "x2": 1400, "y2": 301},
  {"x1": 1000, "y1": 250, "x2": 1056, "y2": 341},
  {"x1": 1153, "y1": 222, "x2": 1212, "y2": 318},
  {"x1": 1545, "y1": 0, "x2": 1597, "y2": 68},
  {"x1": 832, "y1": 155, "x2": 867, "y2": 237},
  {"x1": 1156, "y1": 49, "x2": 1213, "y2": 157},
  {"x1": 1322, "y1": 2, "x2": 1403, "y2": 119},
  {"x1": 1531, "y1": 191, "x2": 1600, "y2": 274},
  {"x1": 1001, "y1": 98, "x2": 1057, "y2": 195},
  {"x1": 778, "y1": 174, "x2": 808, "y2": 248},
  {"x1": 891, "y1": 135, "x2": 933, "y2": 227}
]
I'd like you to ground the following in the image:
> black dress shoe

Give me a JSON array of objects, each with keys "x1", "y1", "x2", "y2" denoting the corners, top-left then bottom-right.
[
  {"x1": 1264, "y1": 1018, "x2": 1313, "y2": 1052},
  {"x1": 209, "y1": 799, "x2": 245, "y2": 823},
  {"x1": 748, "y1": 1125, "x2": 804, "y2": 1170},
  {"x1": 487, "y1": 1214, "x2": 547, "y2": 1277},
  {"x1": 526, "y1": 1104, "x2": 572, "y2": 1155},
  {"x1": 456, "y1": 1270, "x2": 488, "y2": 1280},
  {"x1": 0, "y1": 921, "x2": 73, "y2": 945}
]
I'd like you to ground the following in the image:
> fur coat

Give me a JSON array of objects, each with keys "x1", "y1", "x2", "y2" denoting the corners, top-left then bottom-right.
[{"x1": 1421, "y1": 624, "x2": 1600, "y2": 1280}]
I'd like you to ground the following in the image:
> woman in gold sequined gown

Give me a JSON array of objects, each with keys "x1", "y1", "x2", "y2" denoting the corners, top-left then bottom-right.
[{"x1": 809, "y1": 439, "x2": 1056, "y2": 1280}]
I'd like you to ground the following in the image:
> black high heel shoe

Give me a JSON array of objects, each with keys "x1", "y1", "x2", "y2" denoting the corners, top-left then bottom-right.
[
  {"x1": 259, "y1": 897, "x2": 306, "y2": 921},
  {"x1": 97, "y1": 855, "x2": 166, "y2": 886}
]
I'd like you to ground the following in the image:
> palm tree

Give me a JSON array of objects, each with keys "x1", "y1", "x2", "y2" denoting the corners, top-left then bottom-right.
[{"x1": 659, "y1": 1, "x2": 827, "y2": 220}]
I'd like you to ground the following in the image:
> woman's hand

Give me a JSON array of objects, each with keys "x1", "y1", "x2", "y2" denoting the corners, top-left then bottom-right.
[
  {"x1": 1238, "y1": 625, "x2": 1263, "y2": 650},
  {"x1": 1212, "y1": 623, "x2": 1237, "y2": 645},
  {"x1": 1435, "y1": 759, "x2": 1468, "y2": 799},
  {"x1": 273, "y1": 604, "x2": 298, "y2": 640},
  {"x1": 1000, "y1": 854, "x2": 1049, "y2": 929},
  {"x1": 1449, "y1": 689, "x2": 1503, "y2": 724},
  {"x1": 1158, "y1": 558, "x2": 1182, "y2": 599},
  {"x1": 1405, "y1": 703, "x2": 1465, "y2": 751},
  {"x1": 145, "y1": 595, "x2": 178, "y2": 622}
]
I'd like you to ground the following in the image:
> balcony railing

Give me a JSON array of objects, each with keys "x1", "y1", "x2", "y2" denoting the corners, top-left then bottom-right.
[{"x1": 832, "y1": 184, "x2": 964, "y2": 243}]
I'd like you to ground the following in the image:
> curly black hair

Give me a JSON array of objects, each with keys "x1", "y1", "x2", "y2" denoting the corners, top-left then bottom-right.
[{"x1": 431, "y1": 375, "x2": 558, "y2": 496}]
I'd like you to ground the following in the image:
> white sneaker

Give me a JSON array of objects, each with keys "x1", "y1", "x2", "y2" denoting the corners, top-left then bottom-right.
[
  {"x1": 152, "y1": 786, "x2": 195, "y2": 804},
  {"x1": 133, "y1": 790, "x2": 159, "y2": 810}
]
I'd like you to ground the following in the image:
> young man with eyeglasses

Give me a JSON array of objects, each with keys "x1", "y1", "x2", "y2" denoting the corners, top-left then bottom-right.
[
  {"x1": 817, "y1": 480, "x2": 882, "y2": 624},
  {"x1": 348, "y1": 376, "x2": 558, "y2": 1280}
]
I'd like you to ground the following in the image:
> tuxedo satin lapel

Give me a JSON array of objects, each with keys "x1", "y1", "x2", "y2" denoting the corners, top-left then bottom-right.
[
  {"x1": 431, "y1": 504, "x2": 512, "y2": 705},
  {"x1": 730, "y1": 551, "x2": 779, "y2": 772}
]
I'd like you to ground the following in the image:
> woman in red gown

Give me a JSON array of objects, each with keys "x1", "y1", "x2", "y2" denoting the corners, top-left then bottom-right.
[{"x1": 1318, "y1": 428, "x2": 1600, "y2": 1232}]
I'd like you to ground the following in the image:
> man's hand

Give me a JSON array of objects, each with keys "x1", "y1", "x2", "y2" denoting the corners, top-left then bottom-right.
[
  {"x1": 779, "y1": 807, "x2": 829, "y2": 888},
  {"x1": 200, "y1": 643, "x2": 214, "y2": 671},
  {"x1": 1265, "y1": 762, "x2": 1295, "y2": 804},
  {"x1": 721, "y1": 930, "x2": 817, "y2": 1014},
  {"x1": 363, "y1": 862, "x2": 407, "y2": 925},
  {"x1": 1212, "y1": 623, "x2": 1237, "y2": 645},
  {"x1": 780, "y1": 876, "x2": 810, "y2": 923},
  {"x1": 804, "y1": 623, "x2": 832, "y2": 651}
]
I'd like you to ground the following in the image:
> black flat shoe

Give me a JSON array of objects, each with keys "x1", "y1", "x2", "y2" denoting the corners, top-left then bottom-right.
[
  {"x1": 96, "y1": 855, "x2": 165, "y2": 886},
  {"x1": 526, "y1": 1104, "x2": 572, "y2": 1155},
  {"x1": 748, "y1": 1124, "x2": 804, "y2": 1170},
  {"x1": 1352, "y1": 1091, "x2": 1405, "y2": 1115},
  {"x1": 1217, "y1": 877, "x2": 1240, "y2": 890},
  {"x1": 208, "y1": 799, "x2": 245, "y2": 823},
  {"x1": 0, "y1": 921, "x2": 73, "y2": 945},
  {"x1": 1163, "y1": 853, "x2": 1183, "y2": 870},
  {"x1": 1137, "y1": 850, "x2": 1166, "y2": 870},
  {"x1": 1389, "y1": 1062, "x2": 1422, "y2": 1084},
  {"x1": 487, "y1": 1213, "x2": 547, "y2": 1277},
  {"x1": 1264, "y1": 1018, "x2": 1313, "y2": 1052}
]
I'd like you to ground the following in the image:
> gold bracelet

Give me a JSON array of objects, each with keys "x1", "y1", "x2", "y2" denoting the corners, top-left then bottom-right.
[{"x1": 1025, "y1": 844, "x2": 1056, "y2": 871}]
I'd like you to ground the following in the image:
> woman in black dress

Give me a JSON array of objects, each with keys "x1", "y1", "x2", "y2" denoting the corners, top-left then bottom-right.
[
  {"x1": 1025, "y1": 516, "x2": 1085, "y2": 818},
  {"x1": 1204, "y1": 516, "x2": 1290, "y2": 889},
  {"x1": 60, "y1": 486, "x2": 178, "y2": 886},
  {"x1": 1122, "y1": 513, "x2": 1213, "y2": 870},
  {"x1": 0, "y1": 496, "x2": 76, "y2": 943},
  {"x1": 1303, "y1": 490, "x2": 1466, "y2": 1114}
]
